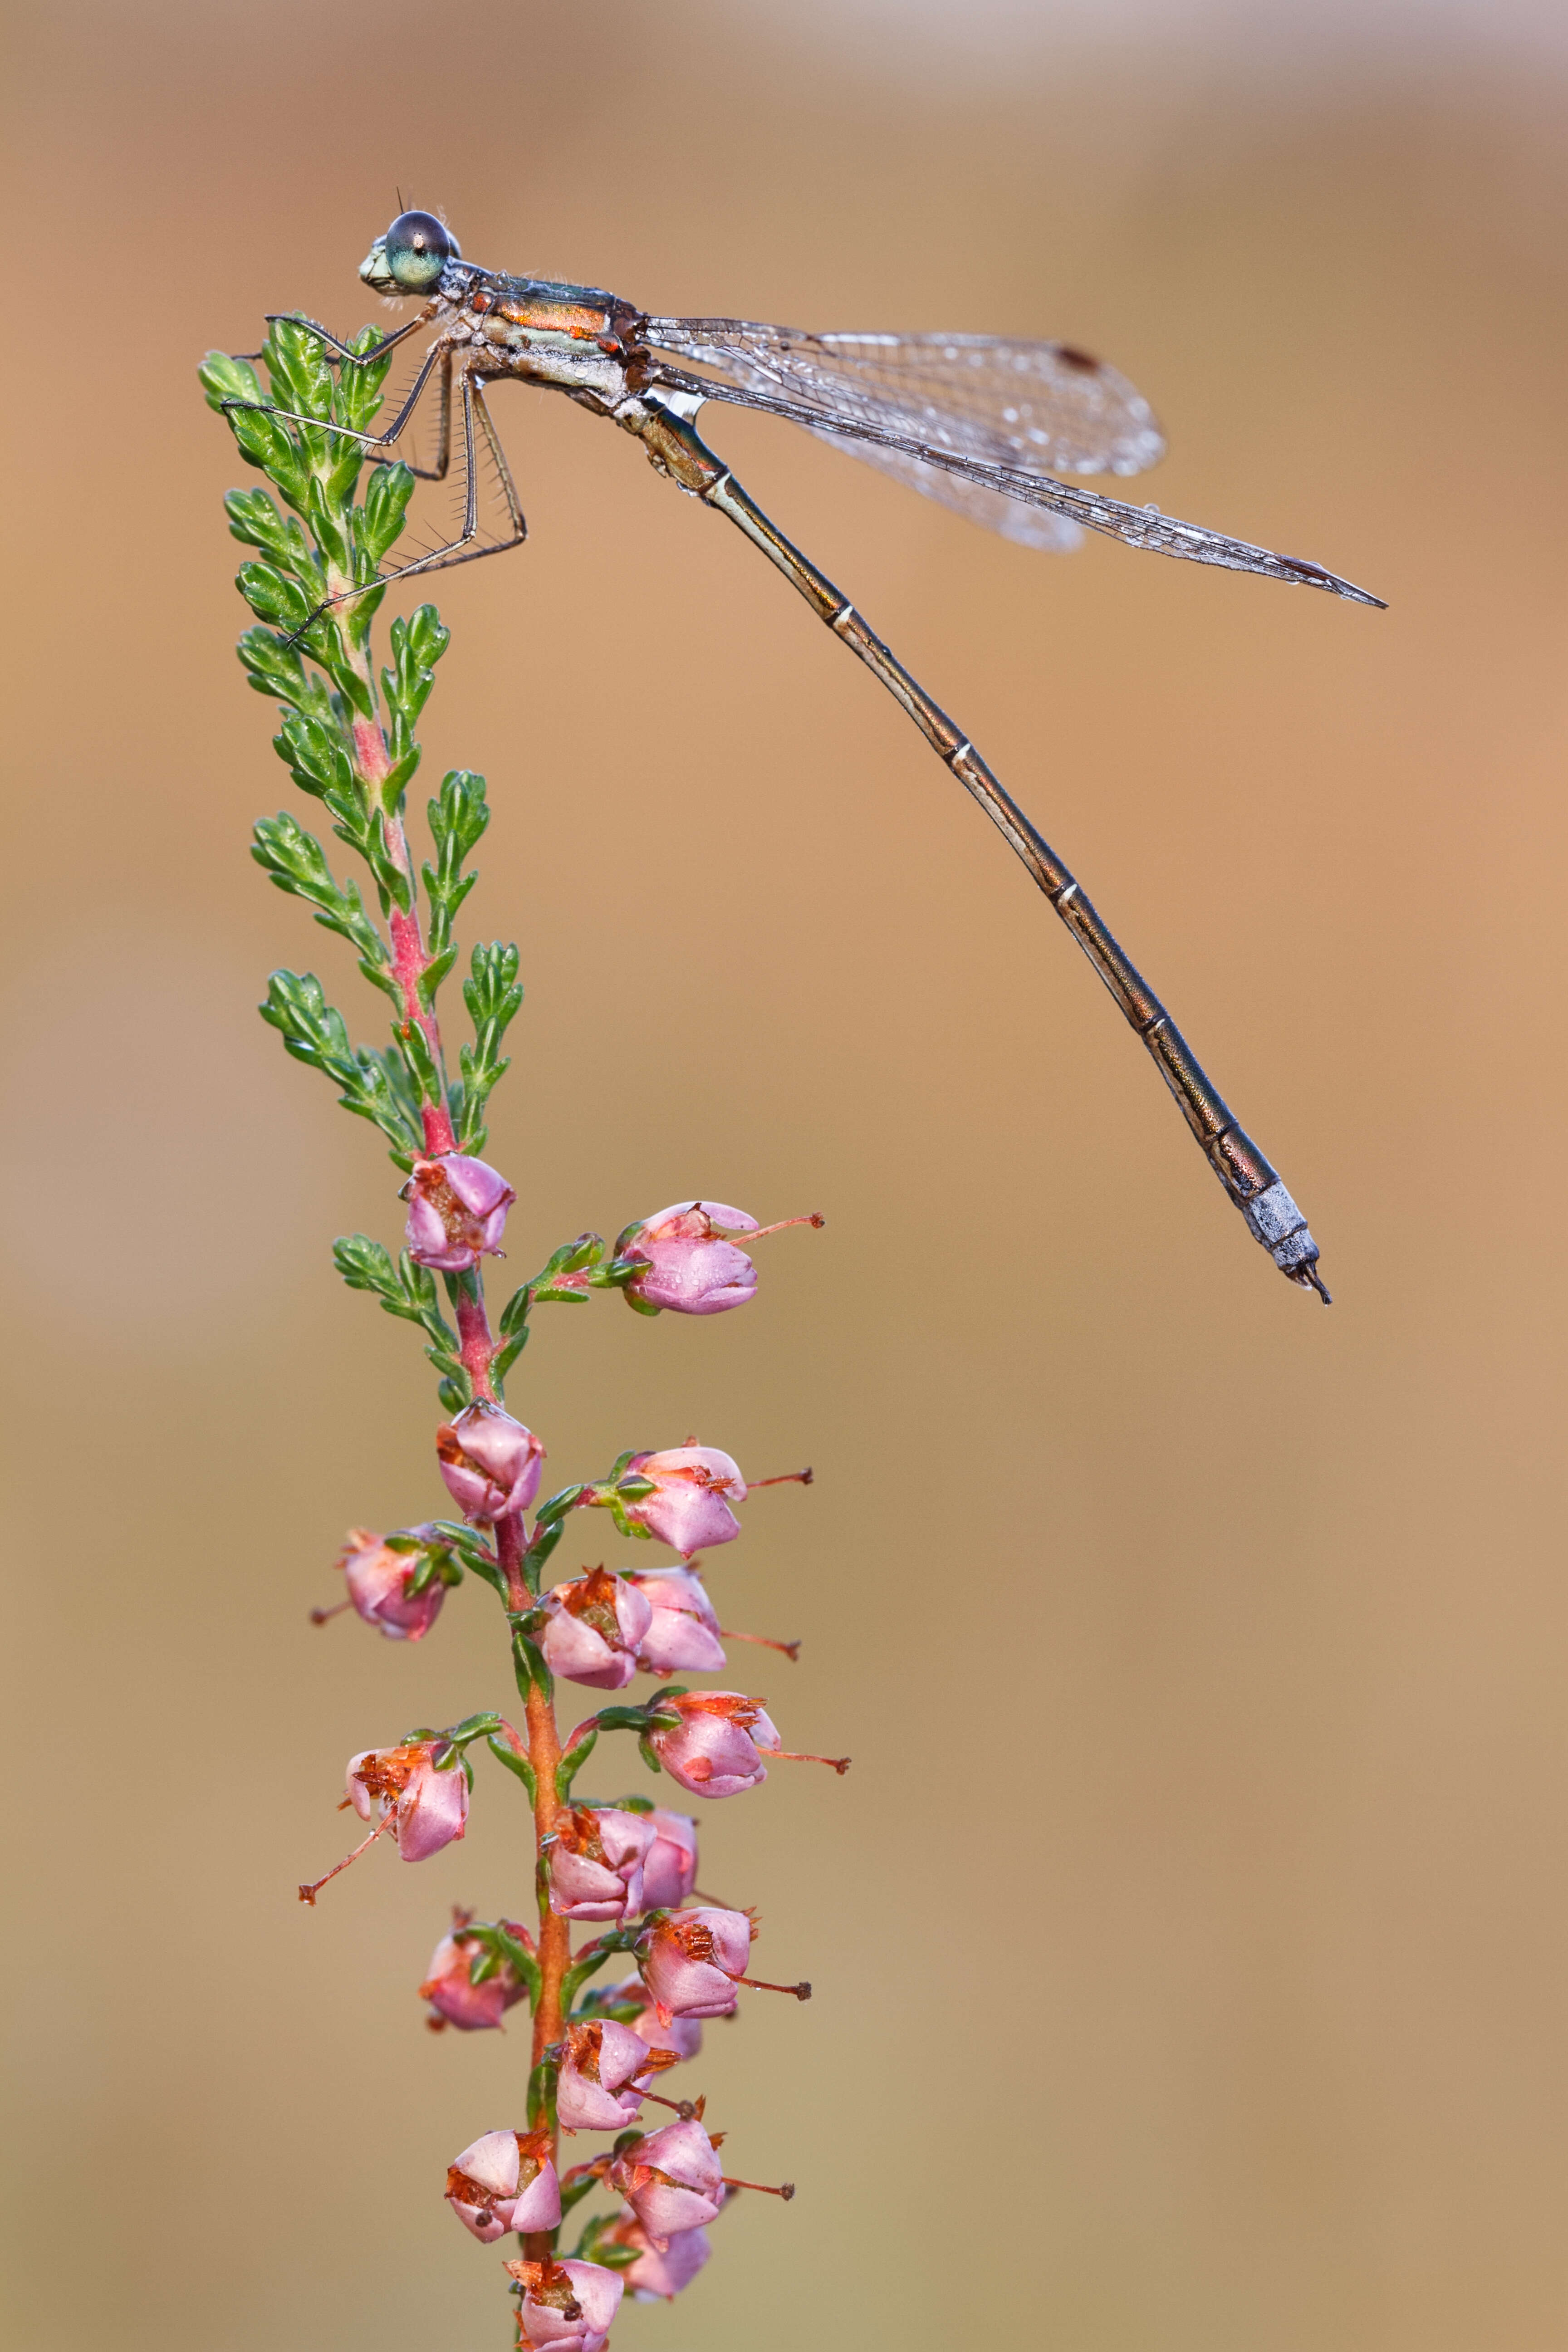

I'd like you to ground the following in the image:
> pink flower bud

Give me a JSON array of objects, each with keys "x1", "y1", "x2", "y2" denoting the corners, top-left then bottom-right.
[
  {"x1": 556, "y1": 2018, "x2": 679, "y2": 2132},
  {"x1": 622, "y1": 1200, "x2": 760, "y2": 1315},
  {"x1": 608, "y1": 2117, "x2": 725, "y2": 2243},
  {"x1": 624, "y1": 1446, "x2": 746, "y2": 1557},
  {"x1": 504, "y1": 2258, "x2": 624, "y2": 2352},
  {"x1": 338, "y1": 1525, "x2": 446, "y2": 1641},
  {"x1": 638, "y1": 1808, "x2": 699, "y2": 1912},
  {"x1": 548, "y1": 1805, "x2": 657, "y2": 1923},
  {"x1": 604, "y1": 2210, "x2": 715, "y2": 2301},
  {"x1": 647, "y1": 1690, "x2": 779, "y2": 1799},
  {"x1": 403, "y1": 1152, "x2": 515, "y2": 1272},
  {"x1": 625, "y1": 1568, "x2": 725, "y2": 1674},
  {"x1": 420, "y1": 1919, "x2": 533, "y2": 2031},
  {"x1": 446, "y1": 2127, "x2": 561, "y2": 2243},
  {"x1": 539, "y1": 1568, "x2": 654, "y2": 1690},
  {"x1": 640, "y1": 1906, "x2": 755, "y2": 2019},
  {"x1": 436, "y1": 1401, "x2": 544, "y2": 1523},
  {"x1": 346, "y1": 1740, "x2": 468, "y2": 1862}
]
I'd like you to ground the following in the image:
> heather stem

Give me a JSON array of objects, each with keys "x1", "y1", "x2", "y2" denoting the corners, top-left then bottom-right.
[
  {"x1": 342, "y1": 701, "x2": 456, "y2": 1155},
  {"x1": 451, "y1": 1274, "x2": 498, "y2": 1402},
  {"x1": 500, "y1": 1500, "x2": 571, "y2": 2262}
]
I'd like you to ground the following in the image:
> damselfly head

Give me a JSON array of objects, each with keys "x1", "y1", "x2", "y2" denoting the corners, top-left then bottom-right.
[{"x1": 361, "y1": 210, "x2": 461, "y2": 297}]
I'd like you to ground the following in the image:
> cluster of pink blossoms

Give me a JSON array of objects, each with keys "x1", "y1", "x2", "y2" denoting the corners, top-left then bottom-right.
[{"x1": 302, "y1": 1176, "x2": 840, "y2": 2349}]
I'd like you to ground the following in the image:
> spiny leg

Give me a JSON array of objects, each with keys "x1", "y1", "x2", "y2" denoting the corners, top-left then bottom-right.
[
  {"x1": 230, "y1": 308, "x2": 433, "y2": 368},
  {"x1": 285, "y1": 368, "x2": 525, "y2": 642},
  {"x1": 627, "y1": 398, "x2": 1328, "y2": 1298}
]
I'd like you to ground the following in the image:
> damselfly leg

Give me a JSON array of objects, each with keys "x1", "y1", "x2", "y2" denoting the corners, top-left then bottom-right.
[{"x1": 222, "y1": 339, "x2": 526, "y2": 642}]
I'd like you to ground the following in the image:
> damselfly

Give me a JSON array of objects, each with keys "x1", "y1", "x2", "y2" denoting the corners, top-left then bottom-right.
[{"x1": 229, "y1": 211, "x2": 1387, "y2": 1299}]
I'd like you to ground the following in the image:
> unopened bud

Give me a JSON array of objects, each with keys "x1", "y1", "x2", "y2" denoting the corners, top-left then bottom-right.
[
  {"x1": 622, "y1": 1446, "x2": 745, "y2": 1557},
  {"x1": 436, "y1": 1401, "x2": 544, "y2": 1524}
]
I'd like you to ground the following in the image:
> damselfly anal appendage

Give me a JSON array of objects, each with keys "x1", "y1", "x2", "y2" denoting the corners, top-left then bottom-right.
[{"x1": 225, "y1": 208, "x2": 1383, "y2": 1301}]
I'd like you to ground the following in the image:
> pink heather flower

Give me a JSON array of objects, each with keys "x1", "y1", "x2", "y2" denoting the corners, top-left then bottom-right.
[
  {"x1": 505, "y1": 2259, "x2": 624, "y2": 2352},
  {"x1": 346, "y1": 1740, "x2": 468, "y2": 1862},
  {"x1": 337, "y1": 1525, "x2": 446, "y2": 1641},
  {"x1": 420, "y1": 1919, "x2": 533, "y2": 2031},
  {"x1": 638, "y1": 1808, "x2": 699, "y2": 1912},
  {"x1": 446, "y1": 2127, "x2": 561, "y2": 2244},
  {"x1": 548, "y1": 1806, "x2": 657, "y2": 1923},
  {"x1": 599, "y1": 1975, "x2": 705, "y2": 2078},
  {"x1": 556, "y1": 2019, "x2": 681, "y2": 2132},
  {"x1": 603, "y1": 2210, "x2": 715, "y2": 2301},
  {"x1": 640, "y1": 1906, "x2": 754, "y2": 2020},
  {"x1": 621, "y1": 1200, "x2": 760, "y2": 1315},
  {"x1": 540, "y1": 1568, "x2": 654, "y2": 1691},
  {"x1": 608, "y1": 2117, "x2": 725, "y2": 2243},
  {"x1": 625, "y1": 1569, "x2": 725, "y2": 1675},
  {"x1": 403, "y1": 1152, "x2": 515, "y2": 1272},
  {"x1": 647, "y1": 1690, "x2": 779, "y2": 1798},
  {"x1": 436, "y1": 1401, "x2": 543, "y2": 1523},
  {"x1": 625, "y1": 1446, "x2": 746, "y2": 1557}
]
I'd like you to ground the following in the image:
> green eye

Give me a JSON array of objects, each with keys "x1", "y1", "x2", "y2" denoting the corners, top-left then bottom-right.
[{"x1": 383, "y1": 211, "x2": 459, "y2": 293}]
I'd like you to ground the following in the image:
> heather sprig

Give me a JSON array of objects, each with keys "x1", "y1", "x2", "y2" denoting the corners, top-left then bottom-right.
[{"x1": 206, "y1": 317, "x2": 832, "y2": 2349}]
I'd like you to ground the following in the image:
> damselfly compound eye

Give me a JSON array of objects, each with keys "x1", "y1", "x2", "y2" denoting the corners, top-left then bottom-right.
[{"x1": 383, "y1": 211, "x2": 460, "y2": 293}]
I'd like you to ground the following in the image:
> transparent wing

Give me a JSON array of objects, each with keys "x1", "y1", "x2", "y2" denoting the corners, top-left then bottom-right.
[
  {"x1": 644, "y1": 319, "x2": 1165, "y2": 476},
  {"x1": 642, "y1": 318, "x2": 1161, "y2": 549},
  {"x1": 641, "y1": 358, "x2": 1385, "y2": 607},
  {"x1": 810, "y1": 437, "x2": 1083, "y2": 551}
]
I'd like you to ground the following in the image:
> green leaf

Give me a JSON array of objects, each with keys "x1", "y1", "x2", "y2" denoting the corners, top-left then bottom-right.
[
  {"x1": 259, "y1": 970, "x2": 422, "y2": 1153},
  {"x1": 251, "y1": 813, "x2": 396, "y2": 995},
  {"x1": 486, "y1": 1732, "x2": 538, "y2": 1803},
  {"x1": 360, "y1": 462, "x2": 416, "y2": 566},
  {"x1": 423, "y1": 768, "x2": 490, "y2": 956},
  {"x1": 199, "y1": 351, "x2": 262, "y2": 412},
  {"x1": 238, "y1": 627, "x2": 323, "y2": 713},
  {"x1": 274, "y1": 712, "x2": 356, "y2": 801},
  {"x1": 457, "y1": 939, "x2": 524, "y2": 1147},
  {"x1": 237, "y1": 562, "x2": 310, "y2": 632}
]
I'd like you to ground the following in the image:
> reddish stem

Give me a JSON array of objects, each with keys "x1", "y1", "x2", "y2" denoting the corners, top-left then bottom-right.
[
  {"x1": 498, "y1": 1508, "x2": 572, "y2": 2263},
  {"x1": 452, "y1": 1279, "x2": 498, "y2": 1402},
  {"x1": 348, "y1": 714, "x2": 456, "y2": 1155}
]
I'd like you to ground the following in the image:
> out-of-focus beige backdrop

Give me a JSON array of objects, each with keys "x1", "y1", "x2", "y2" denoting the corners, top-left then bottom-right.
[{"x1": 3, "y1": 1, "x2": 1566, "y2": 2346}]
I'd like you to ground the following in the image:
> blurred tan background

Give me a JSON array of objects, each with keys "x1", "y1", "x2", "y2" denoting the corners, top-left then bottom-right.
[{"x1": 3, "y1": 0, "x2": 1567, "y2": 2346}]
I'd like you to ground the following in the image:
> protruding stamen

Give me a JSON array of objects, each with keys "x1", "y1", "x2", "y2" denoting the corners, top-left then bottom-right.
[
  {"x1": 721, "y1": 2175, "x2": 796, "y2": 2199},
  {"x1": 773, "y1": 1749, "x2": 851, "y2": 1774},
  {"x1": 309, "y1": 1599, "x2": 352, "y2": 1626},
  {"x1": 636, "y1": 2085, "x2": 701, "y2": 2118},
  {"x1": 742, "y1": 1212, "x2": 826, "y2": 1241},
  {"x1": 719, "y1": 1627, "x2": 801, "y2": 1661},
  {"x1": 298, "y1": 1808, "x2": 396, "y2": 1905},
  {"x1": 739, "y1": 1976, "x2": 811, "y2": 2000},
  {"x1": 748, "y1": 1467, "x2": 813, "y2": 1490}
]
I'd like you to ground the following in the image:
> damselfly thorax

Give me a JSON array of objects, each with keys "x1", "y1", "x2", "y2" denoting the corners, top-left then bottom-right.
[{"x1": 225, "y1": 209, "x2": 1387, "y2": 1299}]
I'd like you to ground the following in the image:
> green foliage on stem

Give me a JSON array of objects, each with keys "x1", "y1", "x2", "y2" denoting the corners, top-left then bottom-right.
[
  {"x1": 486, "y1": 1731, "x2": 538, "y2": 1803},
  {"x1": 559, "y1": 1927, "x2": 644, "y2": 2014},
  {"x1": 526, "y1": 2057, "x2": 559, "y2": 2135},
  {"x1": 205, "y1": 324, "x2": 525, "y2": 1179},
  {"x1": 251, "y1": 814, "x2": 401, "y2": 1001},
  {"x1": 571, "y1": 2211, "x2": 642, "y2": 2269},
  {"x1": 459, "y1": 1920, "x2": 542, "y2": 2009},
  {"x1": 425, "y1": 768, "x2": 489, "y2": 957},
  {"x1": 511, "y1": 1623, "x2": 554, "y2": 1706},
  {"x1": 332, "y1": 1232, "x2": 472, "y2": 1407},
  {"x1": 260, "y1": 970, "x2": 424, "y2": 1156},
  {"x1": 456, "y1": 941, "x2": 524, "y2": 1152}
]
